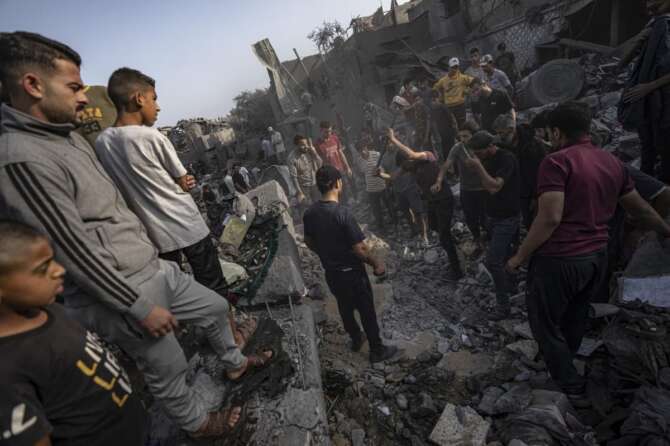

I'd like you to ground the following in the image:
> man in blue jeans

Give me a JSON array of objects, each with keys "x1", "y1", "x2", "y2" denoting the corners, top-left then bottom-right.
[{"x1": 465, "y1": 131, "x2": 521, "y2": 319}]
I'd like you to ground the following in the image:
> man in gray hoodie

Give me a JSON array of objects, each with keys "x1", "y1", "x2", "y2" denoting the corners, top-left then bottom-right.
[{"x1": 0, "y1": 31, "x2": 271, "y2": 438}]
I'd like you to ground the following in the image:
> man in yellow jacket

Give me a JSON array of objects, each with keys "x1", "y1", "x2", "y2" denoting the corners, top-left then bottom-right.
[{"x1": 433, "y1": 57, "x2": 475, "y2": 129}]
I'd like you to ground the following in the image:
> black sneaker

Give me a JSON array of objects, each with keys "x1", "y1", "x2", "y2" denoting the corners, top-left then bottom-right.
[
  {"x1": 489, "y1": 305, "x2": 511, "y2": 321},
  {"x1": 350, "y1": 334, "x2": 367, "y2": 352},
  {"x1": 369, "y1": 345, "x2": 399, "y2": 363}
]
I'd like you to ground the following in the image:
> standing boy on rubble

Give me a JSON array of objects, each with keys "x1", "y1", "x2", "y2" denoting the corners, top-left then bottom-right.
[
  {"x1": 304, "y1": 166, "x2": 398, "y2": 363},
  {"x1": 287, "y1": 134, "x2": 322, "y2": 216},
  {"x1": 433, "y1": 57, "x2": 474, "y2": 128},
  {"x1": 507, "y1": 102, "x2": 670, "y2": 405},
  {"x1": 0, "y1": 32, "x2": 271, "y2": 438}
]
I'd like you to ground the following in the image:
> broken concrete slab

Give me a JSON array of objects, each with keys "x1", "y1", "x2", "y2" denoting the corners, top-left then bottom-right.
[
  {"x1": 438, "y1": 351, "x2": 494, "y2": 378},
  {"x1": 513, "y1": 322, "x2": 534, "y2": 340},
  {"x1": 478, "y1": 386, "x2": 505, "y2": 416},
  {"x1": 429, "y1": 404, "x2": 490, "y2": 446},
  {"x1": 531, "y1": 389, "x2": 571, "y2": 416},
  {"x1": 620, "y1": 226, "x2": 670, "y2": 308},
  {"x1": 245, "y1": 180, "x2": 295, "y2": 238},
  {"x1": 506, "y1": 340, "x2": 539, "y2": 362},
  {"x1": 494, "y1": 384, "x2": 533, "y2": 415},
  {"x1": 220, "y1": 260, "x2": 248, "y2": 285}
]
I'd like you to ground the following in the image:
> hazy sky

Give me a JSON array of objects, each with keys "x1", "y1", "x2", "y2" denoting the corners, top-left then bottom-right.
[{"x1": 0, "y1": 0, "x2": 385, "y2": 126}]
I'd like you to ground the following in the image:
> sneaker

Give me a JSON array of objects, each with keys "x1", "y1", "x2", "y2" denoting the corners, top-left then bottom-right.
[
  {"x1": 350, "y1": 334, "x2": 367, "y2": 352},
  {"x1": 369, "y1": 345, "x2": 399, "y2": 363},
  {"x1": 489, "y1": 305, "x2": 511, "y2": 321}
]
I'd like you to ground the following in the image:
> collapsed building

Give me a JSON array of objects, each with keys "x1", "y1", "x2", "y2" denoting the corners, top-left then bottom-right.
[{"x1": 256, "y1": 0, "x2": 647, "y2": 142}]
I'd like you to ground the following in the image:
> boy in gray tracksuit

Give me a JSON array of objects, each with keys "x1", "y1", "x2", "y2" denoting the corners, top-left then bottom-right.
[{"x1": 0, "y1": 32, "x2": 269, "y2": 438}]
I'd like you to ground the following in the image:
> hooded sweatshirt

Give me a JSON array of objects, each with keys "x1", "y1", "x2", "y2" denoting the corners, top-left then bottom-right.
[{"x1": 0, "y1": 104, "x2": 159, "y2": 320}]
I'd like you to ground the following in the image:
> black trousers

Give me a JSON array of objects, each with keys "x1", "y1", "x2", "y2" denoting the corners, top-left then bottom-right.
[
  {"x1": 160, "y1": 235, "x2": 230, "y2": 302},
  {"x1": 368, "y1": 191, "x2": 394, "y2": 229},
  {"x1": 438, "y1": 130, "x2": 456, "y2": 160},
  {"x1": 448, "y1": 103, "x2": 467, "y2": 129},
  {"x1": 638, "y1": 122, "x2": 670, "y2": 182},
  {"x1": 460, "y1": 190, "x2": 488, "y2": 239},
  {"x1": 526, "y1": 250, "x2": 607, "y2": 393},
  {"x1": 325, "y1": 268, "x2": 382, "y2": 350},
  {"x1": 428, "y1": 198, "x2": 462, "y2": 274}
]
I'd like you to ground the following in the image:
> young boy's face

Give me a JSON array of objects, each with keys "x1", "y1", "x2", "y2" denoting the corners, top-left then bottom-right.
[
  {"x1": 0, "y1": 239, "x2": 65, "y2": 310},
  {"x1": 139, "y1": 87, "x2": 161, "y2": 127}
]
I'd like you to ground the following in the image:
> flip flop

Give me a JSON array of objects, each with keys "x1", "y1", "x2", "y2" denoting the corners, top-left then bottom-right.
[
  {"x1": 189, "y1": 404, "x2": 245, "y2": 438},
  {"x1": 227, "y1": 348, "x2": 275, "y2": 381}
]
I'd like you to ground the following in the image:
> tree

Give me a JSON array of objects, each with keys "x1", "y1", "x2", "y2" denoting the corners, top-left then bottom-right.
[
  {"x1": 228, "y1": 89, "x2": 275, "y2": 138},
  {"x1": 308, "y1": 20, "x2": 348, "y2": 54}
]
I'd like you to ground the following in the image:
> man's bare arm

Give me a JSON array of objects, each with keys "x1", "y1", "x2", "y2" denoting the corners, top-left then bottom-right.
[
  {"x1": 388, "y1": 129, "x2": 431, "y2": 161},
  {"x1": 468, "y1": 158, "x2": 504, "y2": 194},
  {"x1": 619, "y1": 190, "x2": 670, "y2": 237},
  {"x1": 514, "y1": 192, "x2": 564, "y2": 262},
  {"x1": 352, "y1": 241, "x2": 385, "y2": 275}
]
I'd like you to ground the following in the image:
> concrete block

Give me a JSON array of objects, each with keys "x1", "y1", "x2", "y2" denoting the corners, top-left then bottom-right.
[
  {"x1": 621, "y1": 224, "x2": 670, "y2": 308},
  {"x1": 438, "y1": 351, "x2": 494, "y2": 378},
  {"x1": 245, "y1": 180, "x2": 295, "y2": 238},
  {"x1": 429, "y1": 404, "x2": 490, "y2": 446}
]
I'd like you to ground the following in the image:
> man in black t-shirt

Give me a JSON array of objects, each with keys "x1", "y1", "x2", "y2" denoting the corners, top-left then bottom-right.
[
  {"x1": 303, "y1": 166, "x2": 398, "y2": 363},
  {"x1": 431, "y1": 90, "x2": 459, "y2": 159},
  {"x1": 0, "y1": 220, "x2": 149, "y2": 446},
  {"x1": 466, "y1": 131, "x2": 521, "y2": 319},
  {"x1": 470, "y1": 78, "x2": 516, "y2": 132}
]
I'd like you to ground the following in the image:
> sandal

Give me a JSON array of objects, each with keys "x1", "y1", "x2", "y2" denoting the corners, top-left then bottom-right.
[
  {"x1": 190, "y1": 405, "x2": 244, "y2": 438},
  {"x1": 235, "y1": 318, "x2": 258, "y2": 350},
  {"x1": 227, "y1": 348, "x2": 275, "y2": 381}
]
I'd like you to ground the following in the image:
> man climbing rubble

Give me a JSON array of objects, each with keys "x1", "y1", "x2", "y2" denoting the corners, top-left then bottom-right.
[
  {"x1": 433, "y1": 57, "x2": 474, "y2": 128},
  {"x1": 0, "y1": 32, "x2": 273, "y2": 438},
  {"x1": 465, "y1": 131, "x2": 521, "y2": 320},
  {"x1": 385, "y1": 128, "x2": 463, "y2": 279},
  {"x1": 303, "y1": 165, "x2": 398, "y2": 363},
  {"x1": 506, "y1": 101, "x2": 670, "y2": 406},
  {"x1": 619, "y1": 0, "x2": 670, "y2": 182},
  {"x1": 470, "y1": 77, "x2": 516, "y2": 133}
]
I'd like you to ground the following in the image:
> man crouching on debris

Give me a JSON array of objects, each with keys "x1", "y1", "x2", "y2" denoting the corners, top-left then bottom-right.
[
  {"x1": 303, "y1": 165, "x2": 399, "y2": 363},
  {"x1": 0, "y1": 32, "x2": 272, "y2": 438},
  {"x1": 506, "y1": 101, "x2": 670, "y2": 406}
]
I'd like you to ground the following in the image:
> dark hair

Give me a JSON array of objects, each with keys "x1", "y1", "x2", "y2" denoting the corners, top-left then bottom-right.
[
  {"x1": 107, "y1": 67, "x2": 156, "y2": 112},
  {"x1": 498, "y1": 42, "x2": 507, "y2": 51},
  {"x1": 467, "y1": 131, "x2": 496, "y2": 151},
  {"x1": 315, "y1": 165, "x2": 342, "y2": 194},
  {"x1": 460, "y1": 120, "x2": 480, "y2": 134},
  {"x1": 470, "y1": 77, "x2": 483, "y2": 87},
  {"x1": 0, "y1": 220, "x2": 47, "y2": 275},
  {"x1": 319, "y1": 121, "x2": 332, "y2": 129},
  {"x1": 293, "y1": 134, "x2": 307, "y2": 145},
  {"x1": 469, "y1": 47, "x2": 480, "y2": 55},
  {"x1": 530, "y1": 109, "x2": 551, "y2": 130},
  {"x1": 0, "y1": 32, "x2": 81, "y2": 94},
  {"x1": 546, "y1": 102, "x2": 592, "y2": 142}
]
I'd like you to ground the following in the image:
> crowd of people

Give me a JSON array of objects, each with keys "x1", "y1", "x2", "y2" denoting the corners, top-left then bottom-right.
[{"x1": 2, "y1": 4, "x2": 670, "y2": 442}]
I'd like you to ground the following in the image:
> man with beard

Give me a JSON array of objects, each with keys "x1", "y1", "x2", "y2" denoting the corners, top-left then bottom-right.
[
  {"x1": 619, "y1": 0, "x2": 670, "y2": 181},
  {"x1": 287, "y1": 134, "x2": 323, "y2": 216},
  {"x1": 507, "y1": 102, "x2": 670, "y2": 406},
  {"x1": 470, "y1": 78, "x2": 516, "y2": 132},
  {"x1": 0, "y1": 32, "x2": 271, "y2": 438},
  {"x1": 493, "y1": 114, "x2": 548, "y2": 229}
]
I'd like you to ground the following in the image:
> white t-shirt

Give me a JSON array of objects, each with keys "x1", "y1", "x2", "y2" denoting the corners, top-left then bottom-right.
[
  {"x1": 95, "y1": 126, "x2": 210, "y2": 253},
  {"x1": 271, "y1": 131, "x2": 286, "y2": 154}
]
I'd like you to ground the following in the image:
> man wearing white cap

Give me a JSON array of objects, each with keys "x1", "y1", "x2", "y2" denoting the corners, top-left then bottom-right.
[
  {"x1": 433, "y1": 57, "x2": 475, "y2": 128},
  {"x1": 481, "y1": 54, "x2": 514, "y2": 97}
]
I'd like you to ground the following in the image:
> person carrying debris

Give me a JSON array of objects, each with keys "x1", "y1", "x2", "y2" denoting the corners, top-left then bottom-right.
[
  {"x1": 493, "y1": 114, "x2": 548, "y2": 229},
  {"x1": 0, "y1": 32, "x2": 272, "y2": 438},
  {"x1": 465, "y1": 131, "x2": 521, "y2": 320},
  {"x1": 506, "y1": 102, "x2": 670, "y2": 406},
  {"x1": 481, "y1": 54, "x2": 514, "y2": 98},
  {"x1": 619, "y1": 0, "x2": 670, "y2": 182},
  {"x1": 0, "y1": 220, "x2": 147, "y2": 446},
  {"x1": 303, "y1": 165, "x2": 398, "y2": 363},
  {"x1": 470, "y1": 77, "x2": 516, "y2": 133},
  {"x1": 432, "y1": 120, "x2": 488, "y2": 250},
  {"x1": 433, "y1": 57, "x2": 474, "y2": 128},
  {"x1": 385, "y1": 129, "x2": 464, "y2": 280},
  {"x1": 287, "y1": 134, "x2": 323, "y2": 216}
]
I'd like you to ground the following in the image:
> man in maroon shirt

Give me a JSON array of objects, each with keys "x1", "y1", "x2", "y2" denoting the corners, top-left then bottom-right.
[{"x1": 507, "y1": 102, "x2": 670, "y2": 404}]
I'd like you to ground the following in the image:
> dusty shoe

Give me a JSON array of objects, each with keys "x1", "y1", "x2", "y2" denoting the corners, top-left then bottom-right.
[
  {"x1": 370, "y1": 345, "x2": 399, "y2": 363},
  {"x1": 351, "y1": 334, "x2": 367, "y2": 352},
  {"x1": 190, "y1": 406, "x2": 242, "y2": 438},
  {"x1": 489, "y1": 305, "x2": 511, "y2": 321}
]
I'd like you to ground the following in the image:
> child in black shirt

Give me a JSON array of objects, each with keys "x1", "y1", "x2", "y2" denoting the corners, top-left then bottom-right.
[{"x1": 0, "y1": 220, "x2": 146, "y2": 446}]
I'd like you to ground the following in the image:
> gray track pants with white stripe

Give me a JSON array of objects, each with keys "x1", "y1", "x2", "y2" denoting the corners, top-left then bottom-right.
[{"x1": 66, "y1": 259, "x2": 245, "y2": 432}]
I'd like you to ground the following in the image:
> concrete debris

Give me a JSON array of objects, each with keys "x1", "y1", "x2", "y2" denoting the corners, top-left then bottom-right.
[
  {"x1": 350, "y1": 428, "x2": 366, "y2": 446},
  {"x1": 478, "y1": 387, "x2": 505, "y2": 416},
  {"x1": 513, "y1": 323, "x2": 534, "y2": 341},
  {"x1": 506, "y1": 340, "x2": 540, "y2": 362},
  {"x1": 493, "y1": 384, "x2": 533, "y2": 415},
  {"x1": 429, "y1": 404, "x2": 490, "y2": 446}
]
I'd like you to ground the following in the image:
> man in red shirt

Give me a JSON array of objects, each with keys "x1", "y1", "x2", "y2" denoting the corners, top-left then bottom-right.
[
  {"x1": 507, "y1": 102, "x2": 670, "y2": 404},
  {"x1": 315, "y1": 121, "x2": 352, "y2": 177}
]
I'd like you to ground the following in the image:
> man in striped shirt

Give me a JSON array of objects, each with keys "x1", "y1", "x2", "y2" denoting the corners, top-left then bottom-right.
[
  {"x1": 357, "y1": 139, "x2": 394, "y2": 231},
  {"x1": 0, "y1": 32, "x2": 271, "y2": 438}
]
